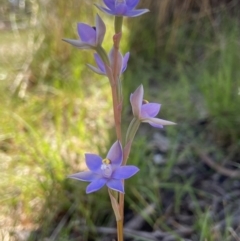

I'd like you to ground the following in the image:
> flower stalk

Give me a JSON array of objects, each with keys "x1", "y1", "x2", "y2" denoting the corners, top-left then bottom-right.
[
  {"x1": 63, "y1": 1, "x2": 176, "y2": 241},
  {"x1": 115, "y1": 16, "x2": 123, "y2": 33},
  {"x1": 96, "y1": 45, "x2": 110, "y2": 66}
]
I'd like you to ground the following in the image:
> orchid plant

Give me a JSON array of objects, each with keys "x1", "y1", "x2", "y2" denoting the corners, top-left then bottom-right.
[{"x1": 64, "y1": 1, "x2": 175, "y2": 240}]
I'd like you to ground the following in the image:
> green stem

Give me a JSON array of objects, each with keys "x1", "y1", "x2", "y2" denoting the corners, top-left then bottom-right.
[
  {"x1": 114, "y1": 16, "x2": 123, "y2": 34},
  {"x1": 125, "y1": 117, "x2": 141, "y2": 145},
  {"x1": 96, "y1": 45, "x2": 110, "y2": 65}
]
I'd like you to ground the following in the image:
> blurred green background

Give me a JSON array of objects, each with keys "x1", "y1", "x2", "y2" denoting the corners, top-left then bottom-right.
[{"x1": 1, "y1": 0, "x2": 240, "y2": 240}]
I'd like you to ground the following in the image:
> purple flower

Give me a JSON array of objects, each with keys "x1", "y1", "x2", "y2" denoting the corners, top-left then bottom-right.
[
  {"x1": 87, "y1": 49, "x2": 130, "y2": 75},
  {"x1": 68, "y1": 141, "x2": 139, "y2": 194},
  {"x1": 63, "y1": 14, "x2": 106, "y2": 49},
  {"x1": 130, "y1": 85, "x2": 176, "y2": 128},
  {"x1": 95, "y1": 0, "x2": 149, "y2": 17}
]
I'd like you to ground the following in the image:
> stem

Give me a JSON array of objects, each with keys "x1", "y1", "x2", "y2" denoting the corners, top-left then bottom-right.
[
  {"x1": 107, "y1": 16, "x2": 124, "y2": 241},
  {"x1": 114, "y1": 16, "x2": 123, "y2": 34},
  {"x1": 125, "y1": 117, "x2": 141, "y2": 147},
  {"x1": 105, "y1": 66, "x2": 122, "y2": 141},
  {"x1": 112, "y1": 29, "x2": 124, "y2": 241},
  {"x1": 96, "y1": 45, "x2": 110, "y2": 65},
  {"x1": 117, "y1": 76, "x2": 123, "y2": 103},
  {"x1": 119, "y1": 118, "x2": 140, "y2": 226},
  {"x1": 117, "y1": 219, "x2": 124, "y2": 241}
]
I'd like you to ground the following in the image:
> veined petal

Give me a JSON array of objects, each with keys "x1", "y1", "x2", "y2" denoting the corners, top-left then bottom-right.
[
  {"x1": 96, "y1": 14, "x2": 106, "y2": 46},
  {"x1": 106, "y1": 179, "x2": 124, "y2": 193},
  {"x1": 106, "y1": 141, "x2": 123, "y2": 168},
  {"x1": 86, "y1": 178, "x2": 107, "y2": 194},
  {"x1": 68, "y1": 171, "x2": 98, "y2": 182},
  {"x1": 126, "y1": 0, "x2": 139, "y2": 9},
  {"x1": 103, "y1": 0, "x2": 115, "y2": 10},
  {"x1": 86, "y1": 64, "x2": 105, "y2": 75},
  {"x1": 130, "y1": 85, "x2": 144, "y2": 118},
  {"x1": 122, "y1": 52, "x2": 130, "y2": 73},
  {"x1": 85, "y1": 153, "x2": 102, "y2": 172},
  {"x1": 77, "y1": 23, "x2": 96, "y2": 46},
  {"x1": 141, "y1": 103, "x2": 161, "y2": 118},
  {"x1": 112, "y1": 166, "x2": 139, "y2": 179},
  {"x1": 62, "y1": 39, "x2": 92, "y2": 49},
  {"x1": 95, "y1": 4, "x2": 116, "y2": 16},
  {"x1": 94, "y1": 53, "x2": 106, "y2": 72},
  {"x1": 126, "y1": 9, "x2": 149, "y2": 17},
  {"x1": 142, "y1": 117, "x2": 176, "y2": 126}
]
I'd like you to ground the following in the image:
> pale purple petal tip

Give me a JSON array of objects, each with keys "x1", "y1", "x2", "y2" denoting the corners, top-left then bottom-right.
[
  {"x1": 94, "y1": 53, "x2": 106, "y2": 72},
  {"x1": 106, "y1": 141, "x2": 123, "y2": 168},
  {"x1": 112, "y1": 166, "x2": 139, "y2": 179},
  {"x1": 62, "y1": 39, "x2": 92, "y2": 49},
  {"x1": 142, "y1": 117, "x2": 176, "y2": 126},
  {"x1": 96, "y1": 14, "x2": 106, "y2": 45},
  {"x1": 149, "y1": 122, "x2": 164, "y2": 129},
  {"x1": 86, "y1": 178, "x2": 107, "y2": 194},
  {"x1": 95, "y1": 4, "x2": 116, "y2": 16},
  {"x1": 106, "y1": 179, "x2": 124, "y2": 193},
  {"x1": 126, "y1": 9, "x2": 149, "y2": 17},
  {"x1": 122, "y1": 52, "x2": 130, "y2": 73},
  {"x1": 68, "y1": 171, "x2": 97, "y2": 182},
  {"x1": 86, "y1": 64, "x2": 105, "y2": 75},
  {"x1": 130, "y1": 85, "x2": 144, "y2": 118},
  {"x1": 141, "y1": 103, "x2": 161, "y2": 118}
]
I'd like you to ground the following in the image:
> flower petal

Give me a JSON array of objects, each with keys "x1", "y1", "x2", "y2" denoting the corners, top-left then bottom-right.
[
  {"x1": 106, "y1": 179, "x2": 124, "y2": 193},
  {"x1": 115, "y1": 4, "x2": 128, "y2": 15},
  {"x1": 106, "y1": 141, "x2": 123, "y2": 168},
  {"x1": 62, "y1": 39, "x2": 92, "y2": 49},
  {"x1": 149, "y1": 122, "x2": 163, "y2": 129},
  {"x1": 112, "y1": 166, "x2": 139, "y2": 179},
  {"x1": 109, "y1": 48, "x2": 123, "y2": 77},
  {"x1": 126, "y1": 9, "x2": 149, "y2": 17},
  {"x1": 77, "y1": 23, "x2": 96, "y2": 46},
  {"x1": 85, "y1": 154, "x2": 102, "y2": 172},
  {"x1": 130, "y1": 85, "x2": 144, "y2": 118},
  {"x1": 126, "y1": 0, "x2": 139, "y2": 9},
  {"x1": 103, "y1": 0, "x2": 115, "y2": 10},
  {"x1": 68, "y1": 171, "x2": 98, "y2": 182},
  {"x1": 122, "y1": 52, "x2": 130, "y2": 73},
  {"x1": 86, "y1": 178, "x2": 107, "y2": 194},
  {"x1": 94, "y1": 53, "x2": 106, "y2": 72},
  {"x1": 142, "y1": 117, "x2": 176, "y2": 126},
  {"x1": 141, "y1": 103, "x2": 161, "y2": 118},
  {"x1": 86, "y1": 64, "x2": 105, "y2": 75},
  {"x1": 94, "y1": 4, "x2": 116, "y2": 15},
  {"x1": 96, "y1": 14, "x2": 106, "y2": 46}
]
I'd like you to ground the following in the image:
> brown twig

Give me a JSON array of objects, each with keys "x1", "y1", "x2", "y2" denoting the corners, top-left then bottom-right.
[{"x1": 194, "y1": 147, "x2": 240, "y2": 178}]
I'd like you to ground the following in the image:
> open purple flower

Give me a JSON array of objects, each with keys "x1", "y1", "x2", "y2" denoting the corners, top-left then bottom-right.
[
  {"x1": 95, "y1": 0, "x2": 149, "y2": 17},
  {"x1": 87, "y1": 50, "x2": 130, "y2": 75},
  {"x1": 63, "y1": 14, "x2": 106, "y2": 49},
  {"x1": 68, "y1": 141, "x2": 139, "y2": 194},
  {"x1": 130, "y1": 85, "x2": 176, "y2": 128}
]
